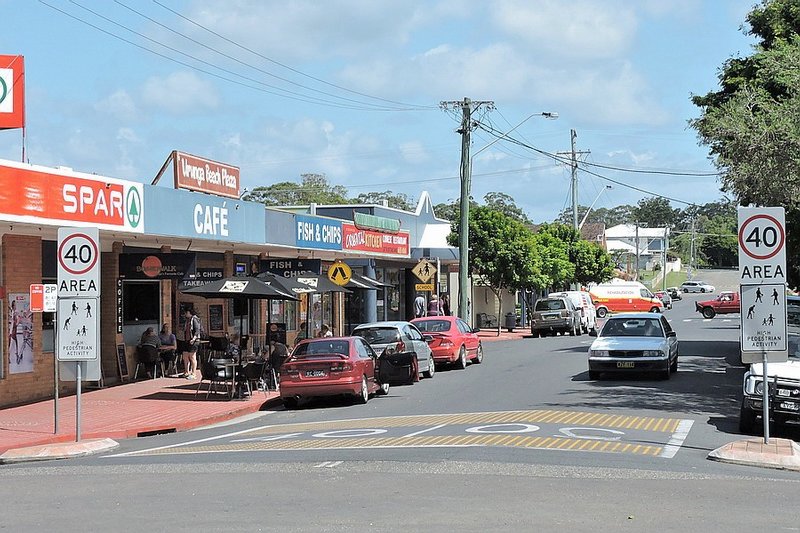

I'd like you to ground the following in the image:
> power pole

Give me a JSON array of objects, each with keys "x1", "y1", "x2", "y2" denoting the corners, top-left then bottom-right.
[
  {"x1": 689, "y1": 217, "x2": 696, "y2": 279},
  {"x1": 440, "y1": 98, "x2": 494, "y2": 322},
  {"x1": 557, "y1": 129, "x2": 590, "y2": 230},
  {"x1": 635, "y1": 222, "x2": 640, "y2": 281}
]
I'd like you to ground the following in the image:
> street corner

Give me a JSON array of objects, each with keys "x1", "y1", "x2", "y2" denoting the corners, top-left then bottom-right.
[
  {"x1": 707, "y1": 437, "x2": 800, "y2": 472},
  {"x1": 0, "y1": 437, "x2": 119, "y2": 465}
]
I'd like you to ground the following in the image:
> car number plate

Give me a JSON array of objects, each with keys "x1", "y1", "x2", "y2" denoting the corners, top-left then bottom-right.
[
  {"x1": 616, "y1": 362, "x2": 635, "y2": 369},
  {"x1": 779, "y1": 401, "x2": 800, "y2": 411},
  {"x1": 304, "y1": 370, "x2": 326, "y2": 377},
  {"x1": 778, "y1": 389, "x2": 792, "y2": 397}
]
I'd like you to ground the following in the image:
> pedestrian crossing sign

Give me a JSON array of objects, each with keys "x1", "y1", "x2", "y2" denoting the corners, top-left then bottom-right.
[
  {"x1": 412, "y1": 259, "x2": 436, "y2": 283},
  {"x1": 327, "y1": 260, "x2": 352, "y2": 286}
]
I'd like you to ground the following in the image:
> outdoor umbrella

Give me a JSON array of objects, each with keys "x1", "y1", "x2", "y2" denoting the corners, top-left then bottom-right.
[
  {"x1": 344, "y1": 272, "x2": 393, "y2": 290},
  {"x1": 287, "y1": 273, "x2": 351, "y2": 340},
  {"x1": 256, "y1": 271, "x2": 317, "y2": 295}
]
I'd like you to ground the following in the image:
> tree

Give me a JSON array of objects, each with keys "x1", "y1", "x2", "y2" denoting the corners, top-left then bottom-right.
[
  {"x1": 699, "y1": 214, "x2": 738, "y2": 268},
  {"x1": 632, "y1": 197, "x2": 679, "y2": 228},
  {"x1": 353, "y1": 191, "x2": 414, "y2": 211},
  {"x1": 690, "y1": 0, "x2": 800, "y2": 285},
  {"x1": 244, "y1": 173, "x2": 349, "y2": 206},
  {"x1": 447, "y1": 205, "x2": 539, "y2": 335},
  {"x1": 484, "y1": 192, "x2": 532, "y2": 224},
  {"x1": 573, "y1": 240, "x2": 616, "y2": 285}
]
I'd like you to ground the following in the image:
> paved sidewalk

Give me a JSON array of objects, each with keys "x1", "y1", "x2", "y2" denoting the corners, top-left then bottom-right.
[
  {"x1": 0, "y1": 375, "x2": 278, "y2": 455},
  {"x1": 477, "y1": 328, "x2": 532, "y2": 342}
]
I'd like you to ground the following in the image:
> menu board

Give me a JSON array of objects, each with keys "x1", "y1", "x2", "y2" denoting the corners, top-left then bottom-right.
[{"x1": 209, "y1": 304, "x2": 224, "y2": 332}]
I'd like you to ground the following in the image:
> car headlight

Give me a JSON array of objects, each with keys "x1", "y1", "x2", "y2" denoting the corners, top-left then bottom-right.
[
  {"x1": 643, "y1": 350, "x2": 664, "y2": 357},
  {"x1": 589, "y1": 349, "x2": 609, "y2": 357},
  {"x1": 754, "y1": 380, "x2": 764, "y2": 395}
]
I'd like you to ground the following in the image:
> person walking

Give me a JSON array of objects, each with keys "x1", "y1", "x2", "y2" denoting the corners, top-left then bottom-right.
[
  {"x1": 182, "y1": 309, "x2": 201, "y2": 379},
  {"x1": 441, "y1": 294, "x2": 451, "y2": 316},
  {"x1": 427, "y1": 294, "x2": 442, "y2": 316},
  {"x1": 317, "y1": 323, "x2": 333, "y2": 337},
  {"x1": 414, "y1": 294, "x2": 426, "y2": 318}
]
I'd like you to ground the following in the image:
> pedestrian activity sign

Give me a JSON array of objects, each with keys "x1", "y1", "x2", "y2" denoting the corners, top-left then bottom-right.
[
  {"x1": 740, "y1": 284, "x2": 788, "y2": 363},
  {"x1": 412, "y1": 259, "x2": 436, "y2": 283},
  {"x1": 57, "y1": 227, "x2": 100, "y2": 297},
  {"x1": 738, "y1": 207, "x2": 786, "y2": 283},
  {"x1": 327, "y1": 260, "x2": 352, "y2": 286},
  {"x1": 57, "y1": 297, "x2": 99, "y2": 361}
]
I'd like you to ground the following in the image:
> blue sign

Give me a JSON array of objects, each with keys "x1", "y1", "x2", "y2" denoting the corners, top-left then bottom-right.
[{"x1": 295, "y1": 215, "x2": 342, "y2": 250}]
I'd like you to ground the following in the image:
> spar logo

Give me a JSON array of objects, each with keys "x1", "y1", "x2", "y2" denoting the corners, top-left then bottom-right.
[
  {"x1": 0, "y1": 75, "x2": 7, "y2": 104},
  {"x1": 126, "y1": 187, "x2": 142, "y2": 228},
  {"x1": 0, "y1": 69, "x2": 10, "y2": 112}
]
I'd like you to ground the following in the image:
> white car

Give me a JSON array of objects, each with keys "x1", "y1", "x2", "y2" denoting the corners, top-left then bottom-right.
[
  {"x1": 740, "y1": 326, "x2": 800, "y2": 433},
  {"x1": 680, "y1": 280, "x2": 715, "y2": 293},
  {"x1": 587, "y1": 313, "x2": 679, "y2": 380},
  {"x1": 550, "y1": 290, "x2": 598, "y2": 335}
]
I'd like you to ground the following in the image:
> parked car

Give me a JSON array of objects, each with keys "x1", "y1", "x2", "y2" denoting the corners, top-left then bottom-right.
[
  {"x1": 587, "y1": 312, "x2": 679, "y2": 380},
  {"x1": 550, "y1": 290, "x2": 598, "y2": 334},
  {"x1": 279, "y1": 337, "x2": 389, "y2": 409},
  {"x1": 654, "y1": 291, "x2": 673, "y2": 310},
  {"x1": 680, "y1": 280, "x2": 716, "y2": 293},
  {"x1": 589, "y1": 282, "x2": 663, "y2": 318},
  {"x1": 739, "y1": 326, "x2": 800, "y2": 433},
  {"x1": 788, "y1": 295, "x2": 800, "y2": 326},
  {"x1": 666, "y1": 287, "x2": 683, "y2": 301},
  {"x1": 411, "y1": 316, "x2": 483, "y2": 369},
  {"x1": 530, "y1": 296, "x2": 581, "y2": 337},
  {"x1": 352, "y1": 321, "x2": 435, "y2": 382},
  {"x1": 695, "y1": 291, "x2": 740, "y2": 318}
]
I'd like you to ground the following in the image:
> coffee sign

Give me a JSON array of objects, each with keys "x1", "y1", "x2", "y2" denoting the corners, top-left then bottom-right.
[{"x1": 173, "y1": 151, "x2": 240, "y2": 199}]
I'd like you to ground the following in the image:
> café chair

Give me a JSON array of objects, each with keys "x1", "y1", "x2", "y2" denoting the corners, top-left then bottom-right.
[
  {"x1": 134, "y1": 345, "x2": 162, "y2": 380},
  {"x1": 242, "y1": 361, "x2": 268, "y2": 398},
  {"x1": 195, "y1": 360, "x2": 235, "y2": 399}
]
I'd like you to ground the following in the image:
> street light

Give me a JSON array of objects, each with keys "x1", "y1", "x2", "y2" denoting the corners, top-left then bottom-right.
[
  {"x1": 457, "y1": 111, "x2": 558, "y2": 321},
  {"x1": 578, "y1": 185, "x2": 612, "y2": 230}
]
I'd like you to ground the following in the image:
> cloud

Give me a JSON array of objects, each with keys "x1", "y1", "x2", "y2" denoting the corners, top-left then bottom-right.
[
  {"x1": 141, "y1": 71, "x2": 219, "y2": 114},
  {"x1": 399, "y1": 141, "x2": 430, "y2": 164},
  {"x1": 94, "y1": 90, "x2": 137, "y2": 121}
]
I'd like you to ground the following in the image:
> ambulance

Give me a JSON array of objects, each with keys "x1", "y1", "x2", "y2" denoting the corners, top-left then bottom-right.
[{"x1": 589, "y1": 282, "x2": 664, "y2": 318}]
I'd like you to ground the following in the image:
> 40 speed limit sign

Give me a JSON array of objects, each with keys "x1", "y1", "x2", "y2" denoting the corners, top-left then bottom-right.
[
  {"x1": 738, "y1": 207, "x2": 786, "y2": 283},
  {"x1": 57, "y1": 227, "x2": 100, "y2": 297}
]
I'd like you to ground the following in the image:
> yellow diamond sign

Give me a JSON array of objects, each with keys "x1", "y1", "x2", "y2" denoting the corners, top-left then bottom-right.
[
  {"x1": 327, "y1": 260, "x2": 352, "y2": 286},
  {"x1": 412, "y1": 259, "x2": 436, "y2": 283}
]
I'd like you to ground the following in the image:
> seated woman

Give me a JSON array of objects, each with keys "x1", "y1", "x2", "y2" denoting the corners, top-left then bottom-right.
[
  {"x1": 158, "y1": 324, "x2": 178, "y2": 373},
  {"x1": 139, "y1": 327, "x2": 161, "y2": 378}
]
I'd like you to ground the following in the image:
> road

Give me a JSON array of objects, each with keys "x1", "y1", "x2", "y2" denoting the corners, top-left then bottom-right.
[{"x1": 2, "y1": 289, "x2": 798, "y2": 531}]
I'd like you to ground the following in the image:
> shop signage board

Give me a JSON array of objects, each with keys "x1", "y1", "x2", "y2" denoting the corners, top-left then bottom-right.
[
  {"x1": 261, "y1": 258, "x2": 322, "y2": 277},
  {"x1": 0, "y1": 54, "x2": 25, "y2": 130},
  {"x1": 738, "y1": 206, "x2": 789, "y2": 363},
  {"x1": 0, "y1": 159, "x2": 144, "y2": 232},
  {"x1": 412, "y1": 259, "x2": 437, "y2": 283},
  {"x1": 342, "y1": 222, "x2": 410, "y2": 256},
  {"x1": 173, "y1": 151, "x2": 240, "y2": 199},
  {"x1": 328, "y1": 260, "x2": 352, "y2": 286},
  {"x1": 119, "y1": 252, "x2": 197, "y2": 280},
  {"x1": 29, "y1": 283, "x2": 57, "y2": 312},
  {"x1": 57, "y1": 297, "x2": 99, "y2": 361},
  {"x1": 296, "y1": 215, "x2": 343, "y2": 250},
  {"x1": 57, "y1": 227, "x2": 100, "y2": 298},
  {"x1": 178, "y1": 268, "x2": 224, "y2": 290}
]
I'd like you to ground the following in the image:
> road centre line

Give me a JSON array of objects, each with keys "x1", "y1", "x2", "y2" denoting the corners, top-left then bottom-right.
[{"x1": 403, "y1": 423, "x2": 448, "y2": 438}]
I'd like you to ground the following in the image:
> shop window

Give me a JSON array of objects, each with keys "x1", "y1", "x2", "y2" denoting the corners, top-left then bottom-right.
[{"x1": 123, "y1": 281, "x2": 161, "y2": 323}]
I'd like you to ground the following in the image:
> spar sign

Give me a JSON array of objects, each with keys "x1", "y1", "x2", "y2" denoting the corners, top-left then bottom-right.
[{"x1": 738, "y1": 207, "x2": 786, "y2": 283}]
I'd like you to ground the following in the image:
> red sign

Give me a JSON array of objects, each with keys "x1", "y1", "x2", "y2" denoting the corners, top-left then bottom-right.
[
  {"x1": 0, "y1": 159, "x2": 144, "y2": 231},
  {"x1": 173, "y1": 151, "x2": 240, "y2": 199},
  {"x1": 29, "y1": 284, "x2": 44, "y2": 312},
  {"x1": 342, "y1": 223, "x2": 410, "y2": 256},
  {"x1": 0, "y1": 55, "x2": 24, "y2": 130}
]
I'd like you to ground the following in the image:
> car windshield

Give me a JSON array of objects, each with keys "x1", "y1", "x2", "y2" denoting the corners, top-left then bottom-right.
[
  {"x1": 293, "y1": 340, "x2": 350, "y2": 357},
  {"x1": 601, "y1": 318, "x2": 663, "y2": 338},
  {"x1": 535, "y1": 299, "x2": 565, "y2": 311},
  {"x1": 414, "y1": 320, "x2": 450, "y2": 333},
  {"x1": 788, "y1": 333, "x2": 800, "y2": 360},
  {"x1": 353, "y1": 327, "x2": 400, "y2": 344}
]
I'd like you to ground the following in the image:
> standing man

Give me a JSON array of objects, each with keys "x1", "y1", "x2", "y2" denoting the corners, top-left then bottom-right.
[
  {"x1": 182, "y1": 308, "x2": 201, "y2": 379},
  {"x1": 414, "y1": 293, "x2": 426, "y2": 318}
]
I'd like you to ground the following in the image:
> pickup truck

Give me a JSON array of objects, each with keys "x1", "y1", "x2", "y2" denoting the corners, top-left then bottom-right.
[
  {"x1": 740, "y1": 326, "x2": 800, "y2": 433},
  {"x1": 695, "y1": 291, "x2": 740, "y2": 318}
]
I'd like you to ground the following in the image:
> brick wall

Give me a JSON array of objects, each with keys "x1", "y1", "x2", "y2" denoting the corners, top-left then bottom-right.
[{"x1": 100, "y1": 242, "x2": 122, "y2": 384}]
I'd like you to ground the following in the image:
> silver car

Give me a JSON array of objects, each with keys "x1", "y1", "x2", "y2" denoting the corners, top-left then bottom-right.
[
  {"x1": 352, "y1": 321, "x2": 435, "y2": 383},
  {"x1": 587, "y1": 312, "x2": 678, "y2": 380},
  {"x1": 680, "y1": 280, "x2": 715, "y2": 293}
]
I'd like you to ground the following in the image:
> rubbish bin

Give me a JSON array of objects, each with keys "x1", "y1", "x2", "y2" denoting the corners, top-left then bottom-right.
[{"x1": 504, "y1": 312, "x2": 516, "y2": 332}]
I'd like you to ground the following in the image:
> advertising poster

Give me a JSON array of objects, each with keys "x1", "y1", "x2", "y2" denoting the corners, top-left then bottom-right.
[{"x1": 8, "y1": 293, "x2": 33, "y2": 374}]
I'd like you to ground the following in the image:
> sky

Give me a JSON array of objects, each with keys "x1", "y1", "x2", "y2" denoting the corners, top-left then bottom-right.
[{"x1": 0, "y1": 0, "x2": 758, "y2": 223}]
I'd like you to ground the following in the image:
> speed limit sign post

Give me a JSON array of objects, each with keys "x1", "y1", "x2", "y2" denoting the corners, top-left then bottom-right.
[
  {"x1": 738, "y1": 206, "x2": 787, "y2": 445},
  {"x1": 57, "y1": 227, "x2": 100, "y2": 298}
]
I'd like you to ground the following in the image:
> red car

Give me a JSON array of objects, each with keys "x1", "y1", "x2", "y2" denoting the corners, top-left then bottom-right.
[
  {"x1": 411, "y1": 316, "x2": 483, "y2": 369},
  {"x1": 279, "y1": 337, "x2": 389, "y2": 409}
]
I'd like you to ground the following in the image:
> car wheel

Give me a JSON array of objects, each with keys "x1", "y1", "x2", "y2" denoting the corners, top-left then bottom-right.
[
  {"x1": 588, "y1": 370, "x2": 600, "y2": 380},
  {"x1": 702, "y1": 307, "x2": 716, "y2": 319},
  {"x1": 649, "y1": 307, "x2": 660, "y2": 313},
  {"x1": 356, "y1": 375, "x2": 369, "y2": 404},
  {"x1": 472, "y1": 343, "x2": 483, "y2": 364},
  {"x1": 581, "y1": 324, "x2": 588, "y2": 334},
  {"x1": 424, "y1": 356, "x2": 435, "y2": 378},
  {"x1": 569, "y1": 323, "x2": 576, "y2": 336},
  {"x1": 575, "y1": 321, "x2": 582, "y2": 336},
  {"x1": 456, "y1": 346, "x2": 468, "y2": 370},
  {"x1": 596, "y1": 307, "x2": 607, "y2": 318},
  {"x1": 376, "y1": 381, "x2": 390, "y2": 396},
  {"x1": 739, "y1": 398, "x2": 757, "y2": 434},
  {"x1": 282, "y1": 397, "x2": 298, "y2": 410},
  {"x1": 683, "y1": 289, "x2": 688, "y2": 293},
  {"x1": 670, "y1": 357, "x2": 678, "y2": 373},
  {"x1": 701, "y1": 288, "x2": 706, "y2": 293},
  {"x1": 659, "y1": 366, "x2": 671, "y2": 380}
]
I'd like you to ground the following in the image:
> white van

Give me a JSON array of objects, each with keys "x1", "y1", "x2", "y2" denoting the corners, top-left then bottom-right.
[
  {"x1": 589, "y1": 282, "x2": 663, "y2": 318},
  {"x1": 550, "y1": 291, "x2": 598, "y2": 334}
]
